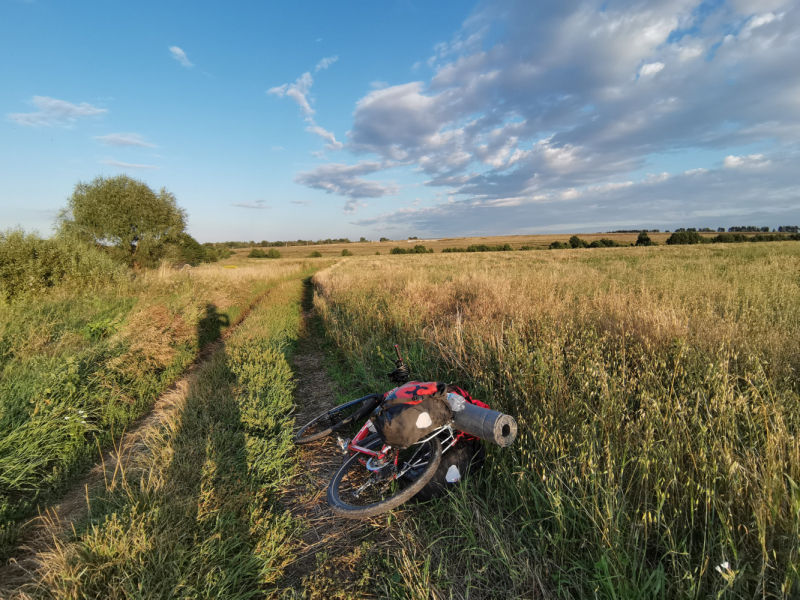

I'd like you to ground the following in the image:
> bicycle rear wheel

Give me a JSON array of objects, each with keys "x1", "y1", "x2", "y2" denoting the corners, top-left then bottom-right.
[
  {"x1": 294, "y1": 394, "x2": 381, "y2": 444},
  {"x1": 327, "y1": 434, "x2": 442, "y2": 519}
]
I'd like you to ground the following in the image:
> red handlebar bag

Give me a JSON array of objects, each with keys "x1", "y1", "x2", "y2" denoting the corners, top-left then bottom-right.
[{"x1": 372, "y1": 381, "x2": 452, "y2": 449}]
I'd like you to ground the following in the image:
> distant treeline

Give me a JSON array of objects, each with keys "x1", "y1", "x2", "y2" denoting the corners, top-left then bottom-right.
[
  {"x1": 666, "y1": 231, "x2": 800, "y2": 245},
  {"x1": 550, "y1": 235, "x2": 636, "y2": 250},
  {"x1": 390, "y1": 245, "x2": 434, "y2": 254},
  {"x1": 442, "y1": 244, "x2": 514, "y2": 253},
  {"x1": 609, "y1": 229, "x2": 661, "y2": 233}
]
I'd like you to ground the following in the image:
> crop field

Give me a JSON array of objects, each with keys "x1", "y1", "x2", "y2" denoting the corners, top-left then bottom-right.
[
  {"x1": 0, "y1": 260, "x2": 316, "y2": 563},
  {"x1": 226, "y1": 231, "x2": 694, "y2": 260},
  {"x1": 2, "y1": 241, "x2": 799, "y2": 599},
  {"x1": 313, "y1": 242, "x2": 800, "y2": 598}
]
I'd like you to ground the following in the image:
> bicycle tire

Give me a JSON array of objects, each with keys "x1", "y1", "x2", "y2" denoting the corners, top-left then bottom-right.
[
  {"x1": 294, "y1": 394, "x2": 381, "y2": 445},
  {"x1": 327, "y1": 434, "x2": 442, "y2": 519}
]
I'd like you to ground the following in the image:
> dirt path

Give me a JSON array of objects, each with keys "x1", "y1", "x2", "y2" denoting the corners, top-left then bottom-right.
[
  {"x1": 0, "y1": 286, "x2": 276, "y2": 596},
  {"x1": 274, "y1": 286, "x2": 404, "y2": 598}
]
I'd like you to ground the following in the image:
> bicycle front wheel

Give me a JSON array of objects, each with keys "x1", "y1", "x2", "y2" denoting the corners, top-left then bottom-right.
[
  {"x1": 327, "y1": 434, "x2": 442, "y2": 519},
  {"x1": 294, "y1": 394, "x2": 381, "y2": 444}
]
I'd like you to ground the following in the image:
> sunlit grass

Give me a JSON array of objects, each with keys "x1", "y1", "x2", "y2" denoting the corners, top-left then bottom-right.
[
  {"x1": 0, "y1": 260, "x2": 315, "y2": 559},
  {"x1": 313, "y1": 243, "x2": 800, "y2": 598}
]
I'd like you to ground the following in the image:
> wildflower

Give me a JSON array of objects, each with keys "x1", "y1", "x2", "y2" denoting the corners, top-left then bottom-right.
[
  {"x1": 81, "y1": 420, "x2": 86, "y2": 424},
  {"x1": 716, "y1": 562, "x2": 730, "y2": 573},
  {"x1": 64, "y1": 417, "x2": 69, "y2": 420}
]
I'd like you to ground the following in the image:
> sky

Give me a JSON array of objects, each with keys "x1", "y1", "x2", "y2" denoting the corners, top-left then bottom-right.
[{"x1": 2, "y1": 0, "x2": 799, "y2": 242}]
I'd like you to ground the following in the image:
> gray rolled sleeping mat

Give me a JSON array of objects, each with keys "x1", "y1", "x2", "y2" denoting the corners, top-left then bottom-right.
[{"x1": 450, "y1": 401, "x2": 517, "y2": 447}]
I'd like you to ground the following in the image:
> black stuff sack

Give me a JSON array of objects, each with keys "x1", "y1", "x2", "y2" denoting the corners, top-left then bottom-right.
[{"x1": 372, "y1": 381, "x2": 452, "y2": 449}]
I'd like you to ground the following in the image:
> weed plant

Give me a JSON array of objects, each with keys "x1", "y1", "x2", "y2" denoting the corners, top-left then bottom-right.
[{"x1": 313, "y1": 244, "x2": 800, "y2": 598}]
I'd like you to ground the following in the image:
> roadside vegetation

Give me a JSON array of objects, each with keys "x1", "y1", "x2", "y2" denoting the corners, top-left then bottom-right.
[
  {"x1": 313, "y1": 243, "x2": 800, "y2": 598},
  {"x1": 0, "y1": 259, "x2": 310, "y2": 560},
  {"x1": 30, "y1": 277, "x2": 307, "y2": 598}
]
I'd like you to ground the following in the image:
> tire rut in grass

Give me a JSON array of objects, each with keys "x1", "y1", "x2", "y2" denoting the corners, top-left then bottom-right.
[{"x1": 275, "y1": 282, "x2": 404, "y2": 598}]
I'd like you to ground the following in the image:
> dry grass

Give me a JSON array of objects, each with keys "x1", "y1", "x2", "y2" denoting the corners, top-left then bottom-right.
[
  {"x1": 221, "y1": 231, "x2": 738, "y2": 260},
  {"x1": 313, "y1": 242, "x2": 800, "y2": 598}
]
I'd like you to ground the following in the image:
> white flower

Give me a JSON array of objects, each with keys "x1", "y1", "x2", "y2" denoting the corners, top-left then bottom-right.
[
  {"x1": 64, "y1": 417, "x2": 69, "y2": 420},
  {"x1": 81, "y1": 420, "x2": 86, "y2": 424},
  {"x1": 716, "y1": 561, "x2": 730, "y2": 573}
]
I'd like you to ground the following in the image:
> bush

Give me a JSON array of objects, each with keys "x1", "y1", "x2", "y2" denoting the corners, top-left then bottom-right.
[
  {"x1": 589, "y1": 238, "x2": 623, "y2": 248},
  {"x1": 519, "y1": 245, "x2": 533, "y2": 251},
  {"x1": 248, "y1": 248, "x2": 267, "y2": 258},
  {"x1": 267, "y1": 248, "x2": 281, "y2": 259},
  {"x1": 666, "y1": 231, "x2": 704, "y2": 245},
  {"x1": 162, "y1": 233, "x2": 219, "y2": 265},
  {"x1": 390, "y1": 245, "x2": 432, "y2": 254},
  {"x1": 0, "y1": 229, "x2": 126, "y2": 301},
  {"x1": 375, "y1": 251, "x2": 381, "y2": 255},
  {"x1": 308, "y1": 250, "x2": 322, "y2": 258},
  {"x1": 549, "y1": 241, "x2": 570, "y2": 249},
  {"x1": 341, "y1": 249, "x2": 353, "y2": 257},
  {"x1": 443, "y1": 244, "x2": 513, "y2": 253},
  {"x1": 569, "y1": 235, "x2": 588, "y2": 248},
  {"x1": 636, "y1": 232, "x2": 655, "y2": 246}
]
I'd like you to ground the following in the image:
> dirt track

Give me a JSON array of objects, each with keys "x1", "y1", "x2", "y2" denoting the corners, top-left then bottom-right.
[{"x1": 0, "y1": 286, "x2": 277, "y2": 597}]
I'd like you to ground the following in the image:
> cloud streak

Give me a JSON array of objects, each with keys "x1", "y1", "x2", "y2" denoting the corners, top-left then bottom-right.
[
  {"x1": 9, "y1": 96, "x2": 107, "y2": 127},
  {"x1": 94, "y1": 133, "x2": 156, "y2": 147},
  {"x1": 102, "y1": 159, "x2": 160, "y2": 170},
  {"x1": 169, "y1": 46, "x2": 194, "y2": 67},
  {"x1": 232, "y1": 199, "x2": 270, "y2": 209}
]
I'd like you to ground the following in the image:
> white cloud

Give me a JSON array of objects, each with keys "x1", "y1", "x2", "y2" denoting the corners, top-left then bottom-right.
[
  {"x1": 9, "y1": 96, "x2": 107, "y2": 127},
  {"x1": 94, "y1": 133, "x2": 155, "y2": 147},
  {"x1": 315, "y1": 55, "x2": 338, "y2": 71},
  {"x1": 232, "y1": 199, "x2": 269, "y2": 209},
  {"x1": 291, "y1": 200, "x2": 311, "y2": 205},
  {"x1": 269, "y1": 72, "x2": 315, "y2": 116},
  {"x1": 644, "y1": 172, "x2": 670, "y2": 183},
  {"x1": 294, "y1": 161, "x2": 399, "y2": 202},
  {"x1": 306, "y1": 124, "x2": 343, "y2": 150},
  {"x1": 102, "y1": 159, "x2": 160, "y2": 170},
  {"x1": 685, "y1": 168, "x2": 709, "y2": 175},
  {"x1": 639, "y1": 62, "x2": 665, "y2": 77},
  {"x1": 169, "y1": 46, "x2": 194, "y2": 68},
  {"x1": 274, "y1": 0, "x2": 800, "y2": 231},
  {"x1": 723, "y1": 154, "x2": 770, "y2": 168}
]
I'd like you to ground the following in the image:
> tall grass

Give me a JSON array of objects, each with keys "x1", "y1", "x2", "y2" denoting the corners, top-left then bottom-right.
[
  {"x1": 0, "y1": 260, "x2": 312, "y2": 559},
  {"x1": 313, "y1": 244, "x2": 800, "y2": 598},
  {"x1": 31, "y1": 277, "x2": 305, "y2": 598}
]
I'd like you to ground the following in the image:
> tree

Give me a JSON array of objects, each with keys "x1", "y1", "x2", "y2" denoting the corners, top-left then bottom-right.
[{"x1": 59, "y1": 175, "x2": 186, "y2": 267}]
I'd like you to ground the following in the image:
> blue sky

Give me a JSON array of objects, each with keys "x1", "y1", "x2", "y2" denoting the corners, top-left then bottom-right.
[{"x1": 2, "y1": 0, "x2": 799, "y2": 242}]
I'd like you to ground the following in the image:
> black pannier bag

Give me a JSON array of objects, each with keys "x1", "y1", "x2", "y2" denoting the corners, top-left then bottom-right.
[{"x1": 372, "y1": 381, "x2": 453, "y2": 449}]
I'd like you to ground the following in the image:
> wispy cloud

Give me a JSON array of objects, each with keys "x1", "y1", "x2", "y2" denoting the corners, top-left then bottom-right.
[
  {"x1": 294, "y1": 161, "x2": 399, "y2": 207},
  {"x1": 102, "y1": 159, "x2": 160, "y2": 170},
  {"x1": 9, "y1": 96, "x2": 107, "y2": 127},
  {"x1": 94, "y1": 133, "x2": 156, "y2": 147},
  {"x1": 291, "y1": 200, "x2": 311, "y2": 205},
  {"x1": 169, "y1": 46, "x2": 194, "y2": 67},
  {"x1": 315, "y1": 55, "x2": 338, "y2": 71},
  {"x1": 268, "y1": 72, "x2": 315, "y2": 116},
  {"x1": 231, "y1": 199, "x2": 270, "y2": 209},
  {"x1": 305, "y1": 124, "x2": 343, "y2": 150}
]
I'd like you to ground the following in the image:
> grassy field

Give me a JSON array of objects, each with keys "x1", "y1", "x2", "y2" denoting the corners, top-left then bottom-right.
[
  {"x1": 26, "y1": 276, "x2": 307, "y2": 598},
  {"x1": 0, "y1": 260, "x2": 316, "y2": 560},
  {"x1": 313, "y1": 242, "x2": 800, "y2": 598},
  {"x1": 223, "y1": 232, "x2": 695, "y2": 260}
]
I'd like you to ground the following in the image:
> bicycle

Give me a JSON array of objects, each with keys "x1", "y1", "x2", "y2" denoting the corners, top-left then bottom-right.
[{"x1": 294, "y1": 346, "x2": 514, "y2": 519}]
